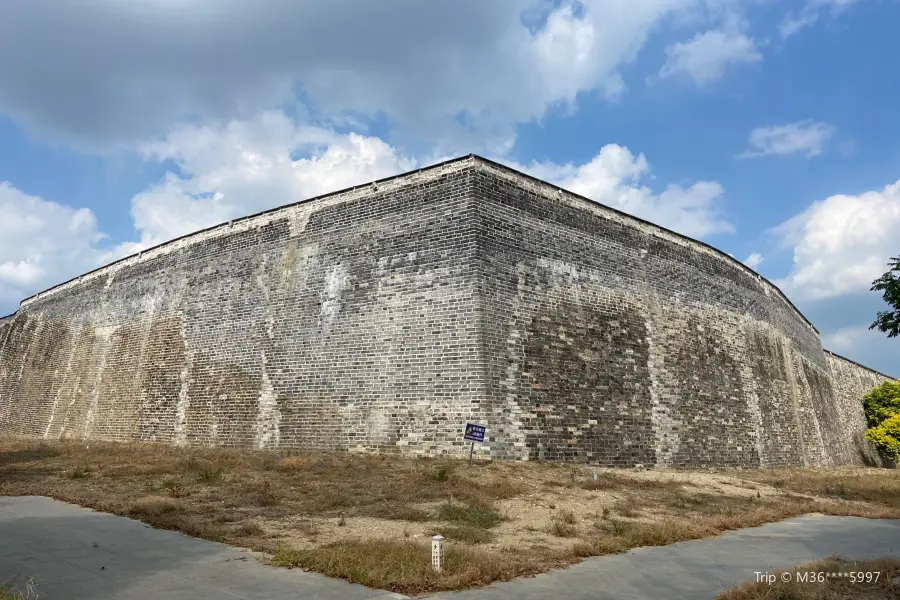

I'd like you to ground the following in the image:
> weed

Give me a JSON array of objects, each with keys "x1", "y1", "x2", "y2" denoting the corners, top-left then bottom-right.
[
  {"x1": 197, "y1": 468, "x2": 225, "y2": 484},
  {"x1": 438, "y1": 525, "x2": 495, "y2": 544},
  {"x1": 233, "y1": 521, "x2": 265, "y2": 537},
  {"x1": 128, "y1": 496, "x2": 180, "y2": 518},
  {"x1": 276, "y1": 457, "x2": 310, "y2": 471},
  {"x1": 438, "y1": 503, "x2": 502, "y2": 529},
  {"x1": 163, "y1": 477, "x2": 189, "y2": 498},
  {"x1": 244, "y1": 479, "x2": 279, "y2": 506},
  {"x1": 548, "y1": 519, "x2": 577, "y2": 537},
  {"x1": 68, "y1": 467, "x2": 91, "y2": 479},
  {"x1": 429, "y1": 467, "x2": 452, "y2": 482},
  {"x1": 556, "y1": 509, "x2": 576, "y2": 524},
  {"x1": 0, "y1": 576, "x2": 38, "y2": 600},
  {"x1": 271, "y1": 539, "x2": 546, "y2": 595}
]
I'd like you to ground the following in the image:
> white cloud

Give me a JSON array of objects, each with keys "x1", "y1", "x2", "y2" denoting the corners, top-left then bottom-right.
[
  {"x1": 129, "y1": 112, "x2": 416, "y2": 248},
  {"x1": 779, "y1": 0, "x2": 865, "y2": 40},
  {"x1": 0, "y1": 183, "x2": 107, "y2": 312},
  {"x1": 739, "y1": 120, "x2": 836, "y2": 159},
  {"x1": 773, "y1": 180, "x2": 900, "y2": 301},
  {"x1": 657, "y1": 29, "x2": 761, "y2": 86},
  {"x1": 506, "y1": 144, "x2": 733, "y2": 238},
  {"x1": 126, "y1": 112, "x2": 733, "y2": 249},
  {"x1": 744, "y1": 252, "x2": 763, "y2": 268},
  {"x1": 779, "y1": 12, "x2": 819, "y2": 39},
  {"x1": 0, "y1": 0, "x2": 704, "y2": 153}
]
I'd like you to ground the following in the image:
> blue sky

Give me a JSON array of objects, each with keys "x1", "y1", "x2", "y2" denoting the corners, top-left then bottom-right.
[{"x1": 0, "y1": 0, "x2": 897, "y2": 375}]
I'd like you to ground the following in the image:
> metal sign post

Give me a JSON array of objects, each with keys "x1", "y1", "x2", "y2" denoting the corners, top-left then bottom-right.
[{"x1": 463, "y1": 423, "x2": 486, "y2": 465}]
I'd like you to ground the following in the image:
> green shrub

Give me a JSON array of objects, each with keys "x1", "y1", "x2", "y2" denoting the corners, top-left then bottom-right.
[
  {"x1": 865, "y1": 413, "x2": 900, "y2": 460},
  {"x1": 863, "y1": 381, "x2": 900, "y2": 461},
  {"x1": 862, "y1": 380, "x2": 900, "y2": 427}
]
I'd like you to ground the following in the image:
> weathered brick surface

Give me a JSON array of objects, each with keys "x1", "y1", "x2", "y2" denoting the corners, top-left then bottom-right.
[
  {"x1": 825, "y1": 350, "x2": 893, "y2": 466},
  {"x1": 0, "y1": 156, "x2": 893, "y2": 466}
]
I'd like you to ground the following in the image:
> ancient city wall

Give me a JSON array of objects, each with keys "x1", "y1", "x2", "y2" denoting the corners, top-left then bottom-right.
[
  {"x1": 825, "y1": 350, "x2": 893, "y2": 466},
  {"x1": 0, "y1": 161, "x2": 487, "y2": 454},
  {"x1": 0, "y1": 156, "x2": 893, "y2": 466},
  {"x1": 472, "y1": 162, "x2": 870, "y2": 467}
]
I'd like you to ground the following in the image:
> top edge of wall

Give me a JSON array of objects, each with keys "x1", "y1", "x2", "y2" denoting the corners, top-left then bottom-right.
[
  {"x1": 469, "y1": 156, "x2": 820, "y2": 337},
  {"x1": 18, "y1": 153, "x2": 815, "y2": 339},
  {"x1": 18, "y1": 154, "x2": 480, "y2": 308},
  {"x1": 824, "y1": 349, "x2": 897, "y2": 381}
]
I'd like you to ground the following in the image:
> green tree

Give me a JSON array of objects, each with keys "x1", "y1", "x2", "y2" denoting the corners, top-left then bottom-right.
[
  {"x1": 870, "y1": 255, "x2": 900, "y2": 338},
  {"x1": 863, "y1": 380, "x2": 900, "y2": 461}
]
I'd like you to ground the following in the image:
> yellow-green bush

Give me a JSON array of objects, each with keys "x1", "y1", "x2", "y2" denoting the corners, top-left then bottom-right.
[
  {"x1": 865, "y1": 413, "x2": 900, "y2": 460},
  {"x1": 863, "y1": 381, "x2": 900, "y2": 461},
  {"x1": 862, "y1": 380, "x2": 900, "y2": 427}
]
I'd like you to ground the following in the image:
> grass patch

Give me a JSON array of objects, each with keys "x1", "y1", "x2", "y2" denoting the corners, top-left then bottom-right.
[
  {"x1": 197, "y1": 468, "x2": 225, "y2": 484},
  {"x1": 574, "y1": 519, "x2": 713, "y2": 556},
  {"x1": 162, "y1": 477, "x2": 189, "y2": 498},
  {"x1": 428, "y1": 467, "x2": 453, "y2": 482},
  {"x1": 128, "y1": 496, "x2": 180, "y2": 518},
  {"x1": 68, "y1": 467, "x2": 92, "y2": 480},
  {"x1": 3, "y1": 438, "x2": 900, "y2": 595},
  {"x1": 437, "y1": 525, "x2": 495, "y2": 544},
  {"x1": 271, "y1": 539, "x2": 550, "y2": 594},
  {"x1": 239, "y1": 479, "x2": 280, "y2": 507},
  {"x1": 718, "y1": 556, "x2": 900, "y2": 599},
  {"x1": 0, "y1": 576, "x2": 37, "y2": 600},
  {"x1": 438, "y1": 502, "x2": 502, "y2": 529},
  {"x1": 548, "y1": 509, "x2": 578, "y2": 537},
  {"x1": 233, "y1": 521, "x2": 265, "y2": 537},
  {"x1": 743, "y1": 469, "x2": 900, "y2": 510}
]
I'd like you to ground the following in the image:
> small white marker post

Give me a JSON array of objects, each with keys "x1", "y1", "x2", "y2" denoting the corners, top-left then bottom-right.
[{"x1": 431, "y1": 535, "x2": 445, "y2": 572}]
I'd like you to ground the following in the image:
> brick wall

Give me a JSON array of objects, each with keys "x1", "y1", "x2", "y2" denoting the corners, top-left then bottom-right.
[
  {"x1": 825, "y1": 350, "x2": 893, "y2": 466},
  {"x1": 0, "y1": 156, "x2": 892, "y2": 466}
]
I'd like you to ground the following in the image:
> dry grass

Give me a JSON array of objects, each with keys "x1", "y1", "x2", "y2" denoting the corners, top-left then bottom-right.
[
  {"x1": 2, "y1": 437, "x2": 899, "y2": 594},
  {"x1": 271, "y1": 539, "x2": 560, "y2": 595},
  {"x1": 0, "y1": 576, "x2": 37, "y2": 600},
  {"x1": 718, "y1": 556, "x2": 900, "y2": 599},
  {"x1": 742, "y1": 468, "x2": 900, "y2": 509}
]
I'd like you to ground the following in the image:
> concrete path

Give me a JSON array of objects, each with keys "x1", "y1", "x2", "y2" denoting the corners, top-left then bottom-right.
[
  {"x1": 429, "y1": 514, "x2": 900, "y2": 600},
  {"x1": 0, "y1": 497, "x2": 405, "y2": 600},
  {"x1": 1, "y1": 497, "x2": 897, "y2": 600}
]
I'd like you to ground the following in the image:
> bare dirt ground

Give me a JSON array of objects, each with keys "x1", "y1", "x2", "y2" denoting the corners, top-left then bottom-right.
[{"x1": 2, "y1": 437, "x2": 899, "y2": 595}]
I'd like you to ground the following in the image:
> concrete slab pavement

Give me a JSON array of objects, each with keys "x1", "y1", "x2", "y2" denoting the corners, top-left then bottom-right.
[
  {"x1": 0, "y1": 497, "x2": 405, "y2": 600},
  {"x1": 429, "y1": 514, "x2": 900, "y2": 600},
  {"x1": 1, "y1": 497, "x2": 898, "y2": 600}
]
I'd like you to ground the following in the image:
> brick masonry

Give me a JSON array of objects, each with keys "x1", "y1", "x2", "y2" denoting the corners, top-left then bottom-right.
[{"x1": 0, "y1": 156, "x2": 894, "y2": 467}]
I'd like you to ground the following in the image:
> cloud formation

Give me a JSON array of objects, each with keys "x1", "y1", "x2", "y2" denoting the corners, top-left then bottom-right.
[
  {"x1": 657, "y1": 29, "x2": 761, "y2": 86},
  {"x1": 0, "y1": 0, "x2": 703, "y2": 153},
  {"x1": 739, "y1": 120, "x2": 836, "y2": 159},
  {"x1": 780, "y1": 0, "x2": 865, "y2": 39},
  {"x1": 514, "y1": 146, "x2": 733, "y2": 238},
  {"x1": 773, "y1": 180, "x2": 900, "y2": 301},
  {"x1": 744, "y1": 252, "x2": 763, "y2": 268},
  {"x1": 130, "y1": 112, "x2": 733, "y2": 248},
  {"x1": 0, "y1": 183, "x2": 107, "y2": 311}
]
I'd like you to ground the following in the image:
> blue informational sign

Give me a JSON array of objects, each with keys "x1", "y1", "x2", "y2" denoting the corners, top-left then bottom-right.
[{"x1": 463, "y1": 423, "x2": 486, "y2": 443}]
